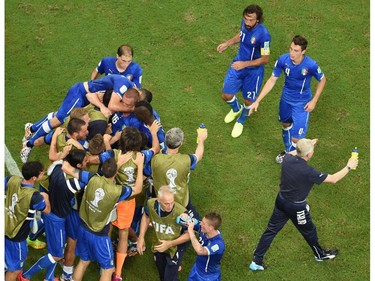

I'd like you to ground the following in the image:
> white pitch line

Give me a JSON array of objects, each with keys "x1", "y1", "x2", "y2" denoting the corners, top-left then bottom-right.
[{"x1": 5, "y1": 145, "x2": 22, "y2": 176}]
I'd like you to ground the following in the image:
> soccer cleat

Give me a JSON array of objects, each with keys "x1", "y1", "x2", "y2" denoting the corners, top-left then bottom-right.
[
  {"x1": 20, "y1": 142, "x2": 32, "y2": 163},
  {"x1": 231, "y1": 122, "x2": 244, "y2": 138},
  {"x1": 224, "y1": 106, "x2": 243, "y2": 123},
  {"x1": 60, "y1": 273, "x2": 73, "y2": 281},
  {"x1": 112, "y1": 273, "x2": 123, "y2": 281},
  {"x1": 315, "y1": 249, "x2": 339, "y2": 262},
  {"x1": 17, "y1": 271, "x2": 30, "y2": 281},
  {"x1": 127, "y1": 241, "x2": 138, "y2": 257},
  {"x1": 27, "y1": 237, "x2": 46, "y2": 249},
  {"x1": 275, "y1": 151, "x2": 286, "y2": 164},
  {"x1": 22, "y1": 123, "x2": 34, "y2": 142},
  {"x1": 249, "y1": 261, "x2": 267, "y2": 271}
]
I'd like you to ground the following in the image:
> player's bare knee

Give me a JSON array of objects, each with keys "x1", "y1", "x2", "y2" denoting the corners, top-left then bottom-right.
[
  {"x1": 281, "y1": 122, "x2": 291, "y2": 128},
  {"x1": 221, "y1": 93, "x2": 233, "y2": 101}
]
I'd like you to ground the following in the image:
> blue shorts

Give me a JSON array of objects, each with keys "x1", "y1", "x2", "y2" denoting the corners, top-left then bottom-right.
[
  {"x1": 188, "y1": 263, "x2": 221, "y2": 281},
  {"x1": 222, "y1": 66, "x2": 264, "y2": 101},
  {"x1": 5, "y1": 238, "x2": 28, "y2": 271},
  {"x1": 44, "y1": 212, "x2": 66, "y2": 258},
  {"x1": 66, "y1": 210, "x2": 80, "y2": 240},
  {"x1": 278, "y1": 99, "x2": 310, "y2": 139},
  {"x1": 55, "y1": 82, "x2": 89, "y2": 123},
  {"x1": 75, "y1": 224, "x2": 115, "y2": 269}
]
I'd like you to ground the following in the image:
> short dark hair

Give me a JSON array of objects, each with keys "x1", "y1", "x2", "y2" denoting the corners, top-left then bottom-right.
[
  {"x1": 119, "y1": 127, "x2": 142, "y2": 152},
  {"x1": 67, "y1": 118, "x2": 86, "y2": 135},
  {"x1": 22, "y1": 161, "x2": 44, "y2": 180},
  {"x1": 140, "y1": 89, "x2": 153, "y2": 103},
  {"x1": 89, "y1": 134, "x2": 105, "y2": 155},
  {"x1": 117, "y1": 44, "x2": 134, "y2": 57},
  {"x1": 102, "y1": 158, "x2": 117, "y2": 178},
  {"x1": 134, "y1": 101, "x2": 154, "y2": 123},
  {"x1": 292, "y1": 35, "x2": 308, "y2": 51},
  {"x1": 65, "y1": 149, "x2": 87, "y2": 168},
  {"x1": 243, "y1": 4, "x2": 264, "y2": 23},
  {"x1": 204, "y1": 212, "x2": 222, "y2": 230}
]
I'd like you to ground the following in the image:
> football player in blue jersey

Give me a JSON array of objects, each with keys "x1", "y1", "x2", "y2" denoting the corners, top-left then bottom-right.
[
  {"x1": 21, "y1": 76, "x2": 139, "y2": 163},
  {"x1": 90, "y1": 44, "x2": 143, "y2": 89},
  {"x1": 217, "y1": 4, "x2": 271, "y2": 138},
  {"x1": 19, "y1": 150, "x2": 89, "y2": 281},
  {"x1": 187, "y1": 212, "x2": 225, "y2": 281},
  {"x1": 250, "y1": 35, "x2": 327, "y2": 163}
]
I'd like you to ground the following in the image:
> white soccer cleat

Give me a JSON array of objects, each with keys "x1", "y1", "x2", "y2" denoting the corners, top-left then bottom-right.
[
  {"x1": 22, "y1": 123, "x2": 33, "y2": 143},
  {"x1": 275, "y1": 151, "x2": 286, "y2": 164},
  {"x1": 20, "y1": 142, "x2": 32, "y2": 163}
]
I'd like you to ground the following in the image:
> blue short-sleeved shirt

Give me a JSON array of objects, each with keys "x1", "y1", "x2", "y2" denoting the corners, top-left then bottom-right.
[
  {"x1": 272, "y1": 54, "x2": 325, "y2": 104},
  {"x1": 96, "y1": 56, "x2": 143, "y2": 89}
]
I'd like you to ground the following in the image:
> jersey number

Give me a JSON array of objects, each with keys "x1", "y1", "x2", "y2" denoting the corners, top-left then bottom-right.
[
  {"x1": 240, "y1": 31, "x2": 245, "y2": 42},
  {"x1": 246, "y1": 91, "x2": 256, "y2": 100}
]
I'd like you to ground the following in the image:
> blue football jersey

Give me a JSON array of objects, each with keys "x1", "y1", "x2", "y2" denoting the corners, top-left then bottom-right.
[
  {"x1": 273, "y1": 53, "x2": 325, "y2": 103},
  {"x1": 88, "y1": 74, "x2": 135, "y2": 100},
  {"x1": 96, "y1": 56, "x2": 143, "y2": 89},
  {"x1": 194, "y1": 229, "x2": 225, "y2": 276},
  {"x1": 110, "y1": 112, "x2": 143, "y2": 136},
  {"x1": 234, "y1": 21, "x2": 271, "y2": 69}
]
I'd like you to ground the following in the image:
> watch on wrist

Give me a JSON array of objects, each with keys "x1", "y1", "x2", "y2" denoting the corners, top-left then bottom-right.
[{"x1": 347, "y1": 166, "x2": 351, "y2": 171}]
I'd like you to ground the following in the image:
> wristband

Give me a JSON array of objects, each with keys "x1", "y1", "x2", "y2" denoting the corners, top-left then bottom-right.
[{"x1": 347, "y1": 166, "x2": 351, "y2": 171}]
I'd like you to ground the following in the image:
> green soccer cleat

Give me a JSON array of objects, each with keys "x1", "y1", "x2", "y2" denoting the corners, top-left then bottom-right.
[
  {"x1": 27, "y1": 237, "x2": 46, "y2": 249},
  {"x1": 224, "y1": 106, "x2": 243, "y2": 123},
  {"x1": 231, "y1": 122, "x2": 244, "y2": 138}
]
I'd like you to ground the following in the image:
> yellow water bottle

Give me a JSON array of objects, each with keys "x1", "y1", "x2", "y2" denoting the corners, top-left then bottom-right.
[
  {"x1": 350, "y1": 147, "x2": 358, "y2": 170},
  {"x1": 197, "y1": 123, "x2": 206, "y2": 143}
]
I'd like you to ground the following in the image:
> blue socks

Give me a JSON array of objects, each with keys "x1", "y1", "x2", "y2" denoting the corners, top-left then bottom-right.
[
  {"x1": 237, "y1": 104, "x2": 251, "y2": 124},
  {"x1": 226, "y1": 96, "x2": 241, "y2": 112},
  {"x1": 23, "y1": 253, "x2": 56, "y2": 279},
  {"x1": 30, "y1": 112, "x2": 54, "y2": 133},
  {"x1": 282, "y1": 124, "x2": 296, "y2": 152},
  {"x1": 27, "y1": 119, "x2": 54, "y2": 147}
]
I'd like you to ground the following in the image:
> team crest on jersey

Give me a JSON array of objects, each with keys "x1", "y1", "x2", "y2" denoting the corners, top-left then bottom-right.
[
  {"x1": 126, "y1": 74, "x2": 133, "y2": 81},
  {"x1": 301, "y1": 68, "x2": 308, "y2": 76},
  {"x1": 250, "y1": 36, "x2": 256, "y2": 44}
]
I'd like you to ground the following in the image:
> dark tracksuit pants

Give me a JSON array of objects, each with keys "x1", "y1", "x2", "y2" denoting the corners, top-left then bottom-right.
[
  {"x1": 253, "y1": 193, "x2": 325, "y2": 263},
  {"x1": 154, "y1": 245, "x2": 185, "y2": 281}
]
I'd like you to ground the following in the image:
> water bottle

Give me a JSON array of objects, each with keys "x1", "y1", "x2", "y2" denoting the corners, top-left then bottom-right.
[
  {"x1": 176, "y1": 215, "x2": 199, "y2": 226},
  {"x1": 197, "y1": 123, "x2": 206, "y2": 144},
  {"x1": 350, "y1": 147, "x2": 358, "y2": 170}
]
